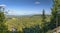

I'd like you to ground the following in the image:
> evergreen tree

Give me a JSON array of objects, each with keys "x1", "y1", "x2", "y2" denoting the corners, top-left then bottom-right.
[
  {"x1": 42, "y1": 9, "x2": 46, "y2": 23},
  {"x1": 41, "y1": 9, "x2": 47, "y2": 33},
  {"x1": 49, "y1": 0, "x2": 60, "y2": 30},
  {"x1": 57, "y1": 0, "x2": 60, "y2": 26},
  {"x1": 41, "y1": 9, "x2": 46, "y2": 28},
  {"x1": 0, "y1": 10, "x2": 7, "y2": 33}
]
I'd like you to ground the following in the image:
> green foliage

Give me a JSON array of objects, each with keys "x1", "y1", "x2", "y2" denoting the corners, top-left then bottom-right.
[
  {"x1": 0, "y1": 11, "x2": 7, "y2": 33},
  {"x1": 23, "y1": 24, "x2": 42, "y2": 33},
  {"x1": 49, "y1": 0, "x2": 60, "y2": 30},
  {"x1": 0, "y1": 12, "x2": 5, "y2": 23},
  {"x1": 42, "y1": 9, "x2": 46, "y2": 22},
  {"x1": 6, "y1": 14, "x2": 50, "y2": 33},
  {"x1": 41, "y1": 9, "x2": 46, "y2": 27}
]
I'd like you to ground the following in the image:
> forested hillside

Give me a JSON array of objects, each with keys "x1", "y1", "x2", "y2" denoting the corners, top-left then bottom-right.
[{"x1": 5, "y1": 14, "x2": 51, "y2": 31}]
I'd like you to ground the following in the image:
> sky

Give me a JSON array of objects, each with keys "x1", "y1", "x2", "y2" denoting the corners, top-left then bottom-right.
[{"x1": 0, "y1": 0, "x2": 53, "y2": 15}]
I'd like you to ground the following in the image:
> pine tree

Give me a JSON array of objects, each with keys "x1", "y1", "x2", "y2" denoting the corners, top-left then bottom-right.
[
  {"x1": 41, "y1": 9, "x2": 46, "y2": 28},
  {"x1": 41, "y1": 9, "x2": 47, "y2": 33},
  {"x1": 49, "y1": 0, "x2": 60, "y2": 30},
  {"x1": 0, "y1": 10, "x2": 7, "y2": 33},
  {"x1": 57, "y1": 0, "x2": 60, "y2": 26},
  {"x1": 42, "y1": 9, "x2": 46, "y2": 23}
]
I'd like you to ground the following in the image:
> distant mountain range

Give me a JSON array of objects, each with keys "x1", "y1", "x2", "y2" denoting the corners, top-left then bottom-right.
[{"x1": 6, "y1": 14, "x2": 51, "y2": 19}]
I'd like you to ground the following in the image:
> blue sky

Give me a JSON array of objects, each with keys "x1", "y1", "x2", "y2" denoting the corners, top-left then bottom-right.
[{"x1": 0, "y1": 0, "x2": 53, "y2": 15}]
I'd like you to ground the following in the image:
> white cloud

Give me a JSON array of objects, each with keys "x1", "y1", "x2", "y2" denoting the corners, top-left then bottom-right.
[
  {"x1": 0, "y1": 4, "x2": 6, "y2": 7},
  {"x1": 35, "y1": 1, "x2": 40, "y2": 5}
]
